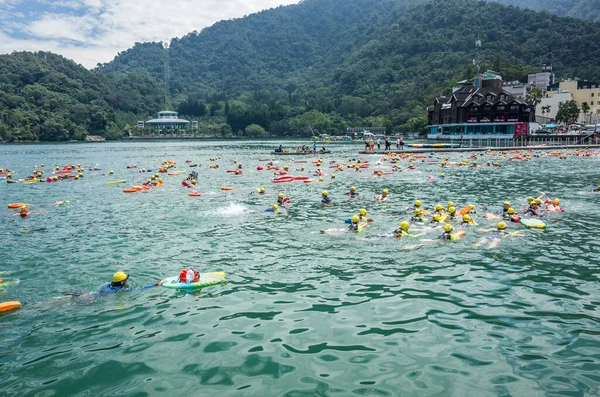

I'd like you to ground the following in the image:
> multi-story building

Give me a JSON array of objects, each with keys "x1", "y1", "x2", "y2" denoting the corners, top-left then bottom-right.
[
  {"x1": 544, "y1": 79, "x2": 600, "y2": 123},
  {"x1": 428, "y1": 71, "x2": 535, "y2": 140}
]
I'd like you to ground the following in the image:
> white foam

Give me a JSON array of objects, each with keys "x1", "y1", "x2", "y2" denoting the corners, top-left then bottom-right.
[{"x1": 214, "y1": 202, "x2": 249, "y2": 216}]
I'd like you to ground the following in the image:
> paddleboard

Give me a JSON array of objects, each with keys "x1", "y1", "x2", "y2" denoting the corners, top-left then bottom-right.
[
  {"x1": 161, "y1": 272, "x2": 226, "y2": 290},
  {"x1": 519, "y1": 218, "x2": 546, "y2": 229}
]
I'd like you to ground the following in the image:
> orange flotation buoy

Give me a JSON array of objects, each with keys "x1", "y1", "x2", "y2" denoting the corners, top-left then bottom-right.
[
  {"x1": 221, "y1": 186, "x2": 234, "y2": 191},
  {"x1": 303, "y1": 179, "x2": 313, "y2": 183},
  {"x1": 188, "y1": 193, "x2": 201, "y2": 197},
  {"x1": 0, "y1": 301, "x2": 21, "y2": 312},
  {"x1": 8, "y1": 203, "x2": 27, "y2": 209},
  {"x1": 123, "y1": 188, "x2": 137, "y2": 193}
]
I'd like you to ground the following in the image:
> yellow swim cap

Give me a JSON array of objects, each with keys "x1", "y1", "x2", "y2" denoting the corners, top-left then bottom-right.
[
  {"x1": 359, "y1": 208, "x2": 367, "y2": 216},
  {"x1": 351, "y1": 215, "x2": 359, "y2": 223},
  {"x1": 113, "y1": 272, "x2": 128, "y2": 283},
  {"x1": 20, "y1": 205, "x2": 28, "y2": 210},
  {"x1": 400, "y1": 221, "x2": 409, "y2": 231},
  {"x1": 527, "y1": 196, "x2": 534, "y2": 203},
  {"x1": 447, "y1": 201, "x2": 454, "y2": 208},
  {"x1": 278, "y1": 193, "x2": 284, "y2": 198},
  {"x1": 259, "y1": 187, "x2": 265, "y2": 193},
  {"x1": 463, "y1": 214, "x2": 472, "y2": 222},
  {"x1": 414, "y1": 209, "x2": 422, "y2": 215},
  {"x1": 350, "y1": 186, "x2": 356, "y2": 191},
  {"x1": 322, "y1": 191, "x2": 328, "y2": 197},
  {"x1": 497, "y1": 222, "x2": 507, "y2": 230},
  {"x1": 448, "y1": 206, "x2": 456, "y2": 214},
  {"x1": 534, "y1": 198, "x2": 542, "y2": 205},
  {"x1": 158, "y1": 178, "x2": 162, "y2": 183},
  {"x1": 469, "y1": 204, "x2": 475, "y2": 209},
  {"x1": 382, "y1": 189, "x2": 389, "y2": 195},
  {"x1": 272, "y1": 204, "x2": 279, "y2": 211},
  {"x1": 434, "y1": 205, "x2": 443, "y2": 211},
  {"x1": 191, "y1": 180, "x2": 196, "y2": 185},
  {"x1": 414, "y1": 200, "x2": 421, "y2": 207},
  {"x1": 507, "y1": 208, "x2": 515, "y2": 214},
  {"x1": 433, "y1": 214, "x2": 442, "y2": 221},
  {"x1": 444, "y1": 223, "x2": 453, "y2": 233},
  {"x1": 553, "y1": 198, "x2": 560, "y2": 204},
  {"x1": 503, "y1": 201, "x2": 511, "y2": 206},
  {"x1": 440, "y1": 173, "x2": 445, "y2": 177}
]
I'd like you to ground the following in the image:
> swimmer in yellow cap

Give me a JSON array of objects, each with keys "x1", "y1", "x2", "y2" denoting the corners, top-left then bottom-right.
[
  {"x1": 346, "y1": 186, "x2": 359, "y2": 198},
  {"x1": 98, "y1": 272, "x2": 165, "y2": 295},
  {"x1": 440, "y1": 223, "x2": 461, "y2": 240},
  {"x1": 321, "y1": 191, "x2": 331, "y2": 205},
  {"x1": 474, "y1": 221, "x2": 518, "y2": 249},
  {"x1": 546, "y1": 198, "x2": 563, "y2": 212},
  {"x1": 393, "y1": 221, "x2": 425, "y2": 238},
  {"x1": 411, "y1": 209, "x2": 425, "y2": 223},
  {"x1": 348, "y1": 215, "x2": 360, "y2": 231}
]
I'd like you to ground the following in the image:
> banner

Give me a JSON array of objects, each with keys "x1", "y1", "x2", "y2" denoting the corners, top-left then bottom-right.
[{"x1": 514, "y1": 123, "x2": 528, "y2": 136}]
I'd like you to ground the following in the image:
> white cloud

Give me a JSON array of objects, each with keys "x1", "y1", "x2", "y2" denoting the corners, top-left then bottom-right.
[{"x1": 0, "y1": 0, "x2": 300, "y2": 68}]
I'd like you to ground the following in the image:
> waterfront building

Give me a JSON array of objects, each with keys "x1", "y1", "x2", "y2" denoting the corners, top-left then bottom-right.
[
  {"x1": 428, "y1": 71, "x2": 535, "y2": 140},
  {"x1": 545, "y1": 80, "x2": 600, "y2": 123},
  {"x1": 140, "y1": 111, "x2": 190, "y2": 132}
]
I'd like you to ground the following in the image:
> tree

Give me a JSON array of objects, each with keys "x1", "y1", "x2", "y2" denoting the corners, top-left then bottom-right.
[
  {"x1": 525, "y1": 87, "x2": 543, "y2": 107},
  {"x1": 555, "y1": 100, "x2": 579, "y2": 124},
  {"x1": 245, "y1": 124, "x2": 268, "y2": 138},
  {"x1": 541, "y1": 104, "x2": 551, "y2": 117},
  {"x1": 581, "y1": 102, "x2": 591, "y2": 124}
]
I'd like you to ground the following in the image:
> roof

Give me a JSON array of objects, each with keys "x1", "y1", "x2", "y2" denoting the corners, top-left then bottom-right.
[{"x1": 145, "y1": 118, "x2": 190, "y2": 124}]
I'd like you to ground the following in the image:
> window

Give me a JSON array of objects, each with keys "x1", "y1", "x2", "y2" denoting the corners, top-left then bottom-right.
[
  {"x1": 510, "y1": 105, "x2": 519, "y2": 111},
  {"x1": 497, "y1": 105, "x2": 505, "y2": 111},
  {"x1": 591, "y1": 101, "x2": 594, "y2": 106},
  {"x1": 592, "y1": 93, "x2": 595, "y2": 97}
]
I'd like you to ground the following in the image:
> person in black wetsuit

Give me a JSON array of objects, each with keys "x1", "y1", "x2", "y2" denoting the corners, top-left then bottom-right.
[{"x1": 97, "y1": 272, "x2": 164, "y2": 295}]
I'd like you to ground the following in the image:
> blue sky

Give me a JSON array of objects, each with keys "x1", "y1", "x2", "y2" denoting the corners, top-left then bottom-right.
[{"x1": 0, "y1": 0, "x2": 299, "y2": 68}]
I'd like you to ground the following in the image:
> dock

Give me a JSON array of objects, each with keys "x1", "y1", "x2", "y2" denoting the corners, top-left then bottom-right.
[{"x1": 358, "y1": 144, "x2": 600, "y2": 155}]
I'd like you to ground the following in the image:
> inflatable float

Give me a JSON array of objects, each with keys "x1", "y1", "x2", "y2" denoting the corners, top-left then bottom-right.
[
  {"x1": 221, "y1": 186, "x2": 234, "y2": 191},
  {"x1": 0, "y1": 301, "x2": 21, "y2": 312},
  {"x1": 8, "y1": 203, "x2": 27, "y2": 209},
  {"x1": 519, "y1": 218, "x2": 546, "y2": 229},
  {"x1": 161, "y1": 272, "x2": 226, "y2": 290}
]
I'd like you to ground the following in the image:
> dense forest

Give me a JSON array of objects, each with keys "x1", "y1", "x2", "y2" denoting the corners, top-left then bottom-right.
[{"x1": 1, "y1": 0, "x2": 600, "y2": 141}]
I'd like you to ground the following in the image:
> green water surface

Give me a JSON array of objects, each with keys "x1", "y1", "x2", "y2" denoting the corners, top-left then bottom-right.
[{"x1": 0, "y1": 141, "x2": 599, "y2": 396}]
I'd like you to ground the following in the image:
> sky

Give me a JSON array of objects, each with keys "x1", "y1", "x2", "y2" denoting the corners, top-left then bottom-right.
[{"x1": 0, "y1": 0, "x2": 300, "y2": 68}]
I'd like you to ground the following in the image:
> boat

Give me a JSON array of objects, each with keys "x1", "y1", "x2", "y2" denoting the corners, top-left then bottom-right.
[{"x1": 271, "y1": 150, "x2": 331, "y2": 155}]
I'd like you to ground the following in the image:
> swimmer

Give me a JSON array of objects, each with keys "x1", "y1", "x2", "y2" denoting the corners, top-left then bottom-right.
[
  {"x1": 257, "y1": 187, "x2": 266, "y2": 195},
  {"x1": 359, "y1": 208, "x2": 373, "y2": 223},
  {"x1": 546, "y1": 198, "x2": 563, "y2": 212},
  {"x1": 433, "y1": 204, "x2": 445, "y2": 215},
  {"x1": 19, "y1": 205, "x2": 29, "y2": 217},
  {"x1": 430, "y1": 213, "x2": 443, "y2": 225},
  {"x1": 393, "y1": 221, "x2": 425, "y2": 238},
  {"x1": 474, "y1": 222, "x2": 517, "y2": 249},
  {"x1": 590, "y1": 185, "x2": 600, "y2": 192},
  {"x1": 98, "y1": 272, "x2": 165, "y2": 295},
  {"x1": 346, "y1": 186, "x2": 359, "y2": 198},
  {"x1": 501, "y1": 201, "x2": 511, "y2": 215},
  {"x1": 447, "y1": 206, "x2": 457, "y2": 220},
  {"x1": 374, "y1": 189, "x2": 389, "y2": 201},
  {"x1": 321, "y1": 191, "x2": 331, "y2": 205},
  {"x1": 411, "y1": 209, "x2": 425, "y2": 223},
  {"x1": 265, "y1": 204, "x2": 281, "y2": 213},
  {"x1": 277, "y1": 193, "x2": 291, "y2": 205},
  {"x1": 503, "y1": 207, "x2": 520, "y2": 222},
  {"x1": 461, "y1": 214, "x2": 477, "y2": 226},
  {"x1": 447, "y1": 201, "x2": 455, "y2": 212},
  {"x1": 348, "y1": 215, "x2": 360, "y2": 231},
  {"x1": 524, "y1": 200, "x2": 542, "y2": 216},
  {"x1": 439, "y1": 223, "x2": 461, "y2": 240}
]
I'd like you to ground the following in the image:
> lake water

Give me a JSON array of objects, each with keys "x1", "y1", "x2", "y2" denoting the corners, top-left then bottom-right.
[{"x1": 1, "y1": 141, "x2": 599, "y2": 396}]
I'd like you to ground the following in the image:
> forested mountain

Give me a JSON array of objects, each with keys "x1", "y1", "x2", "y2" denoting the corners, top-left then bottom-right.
[
  {"x1": 2, "y1": 0, "x2": 600, "y2": 141},
  {"x1": 0, "y1": 52, "x2": 164, "y2": 141},
  {"x1": 494, "y1": 0, "x2": 600, "y2": 22}
]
